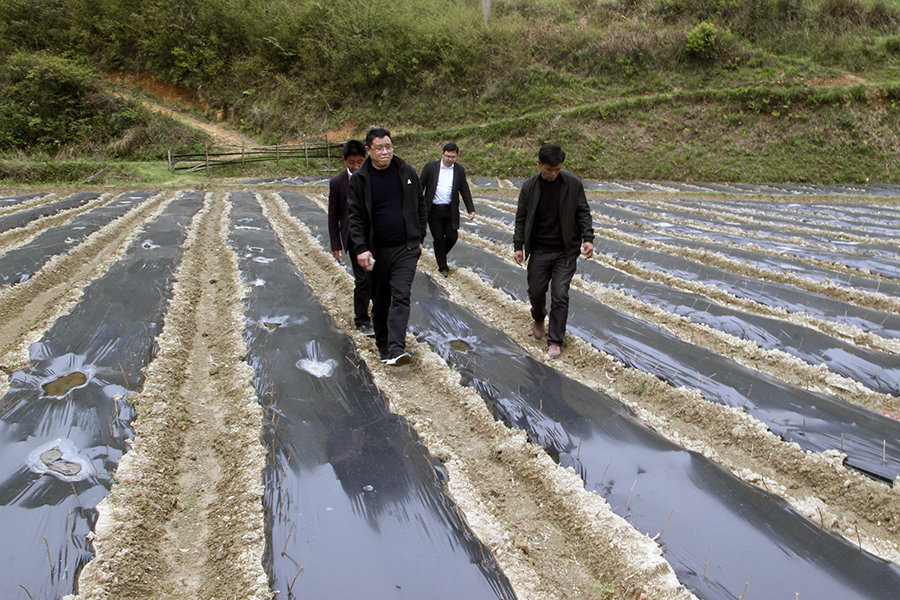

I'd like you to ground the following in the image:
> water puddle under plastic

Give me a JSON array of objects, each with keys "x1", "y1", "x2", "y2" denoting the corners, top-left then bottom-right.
[{"x1": 42, "y1": 371, "x2": 88, "y2": 397}]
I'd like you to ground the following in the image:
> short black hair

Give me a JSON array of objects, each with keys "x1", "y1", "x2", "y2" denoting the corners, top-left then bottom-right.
[
  {"x1": 442, "y1": 142, "x2": 459, "y2": 154},
  {"x1": 366, "y1": 128, "x2": 392, "y2": 147},
  {"x1": 538, "y1": 143, "x2": 566, "y2": 166},
  {"x1": 343, "y1": 139, "x2": 366, "y2": 159}
]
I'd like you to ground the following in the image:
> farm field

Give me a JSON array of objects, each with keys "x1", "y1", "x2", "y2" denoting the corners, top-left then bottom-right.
[{"x1": 2, "y1": 180, "x2": 900, "y2": 600}]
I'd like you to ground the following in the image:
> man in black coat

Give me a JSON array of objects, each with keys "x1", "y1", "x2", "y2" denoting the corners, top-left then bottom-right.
[
  {"x1": 514, "y1": 144, "x2": 594, "y2": 359},
  {"x1": 419, "y1": 142, "x2": 475, "y2": 277},
  {"x1": 348, "y1": 128, "x2": 427, "y2": 366},
  {"x1": 327, "y1": 139, "x2": 373, "y2": 336}
]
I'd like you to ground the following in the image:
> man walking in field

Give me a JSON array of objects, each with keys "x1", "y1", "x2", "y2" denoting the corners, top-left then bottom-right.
[
  {"x1": 419, "y1": 142, "x2": 476, "y2": 277},
  {"x1": 348, "y1": 128, "x2": 427, "y2": 366},
  {"x1": 514, "y1": 144, "x2": 594, "y2": 359},
  {"x1": 328, "y1": 139, "x2": 373, "y2": 337}
]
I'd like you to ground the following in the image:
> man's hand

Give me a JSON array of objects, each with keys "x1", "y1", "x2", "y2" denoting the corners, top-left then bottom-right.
[
  {"x1": 582, "y1": 241, "x2": 594, "y2": 259},
  {"x1": 357, "y1": 250, "x2": 374, "y2": 270},
  {"x1": 468, "y1": 211, "x2": 476, "y2": 219},
  {"x1": 333, "y1": 250, "x2": 342, "y2": 261},
  {"x1": 514, "y1": 250, "x2": 524, "y2": 266}
]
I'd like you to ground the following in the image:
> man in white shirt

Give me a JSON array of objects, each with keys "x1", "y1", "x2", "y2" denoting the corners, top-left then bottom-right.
[{"x1": 419, "y1": 142, "x2": 476, "y2": 277}]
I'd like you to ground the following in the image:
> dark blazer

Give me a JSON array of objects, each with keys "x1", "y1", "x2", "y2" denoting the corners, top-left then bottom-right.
[
  {"x1": 514, "y1": 170, "x2": 594, "y2": 261},
  {"x1": 419, "y1": 160, "x2": 475, "y2": 230},
  {"x1": 327, "y1": 168, "x2": 351, "y2": 253},
  {"x1": 348, "y1": 155, "x2": 427, "y2": 254}
]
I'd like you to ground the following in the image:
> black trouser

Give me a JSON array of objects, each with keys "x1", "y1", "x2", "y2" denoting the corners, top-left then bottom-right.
[
  {"x1": 371, "y1": 244, "x2": 421, "y2": 358},
  {"x1": 427, "y1": 204, "x2": 457, "y2": 271},
  {"x1": 526, "y1": 249, "x2": 577, "y2": 346},
  {"x1": 346, "y1": 241, "x2": 371, "y2": 328}
]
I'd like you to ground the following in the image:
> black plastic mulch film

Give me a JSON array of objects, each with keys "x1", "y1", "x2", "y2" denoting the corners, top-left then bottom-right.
[
  {"x1": 2, "y1": 184, "x2": 899, "y2": 599},
  {"x1": 280, "y1": 190, "x2": 900, "y2": 600},
  {"x1": 629, "y1": 199, "x2": 900, "y2": 262},
  {"x1": 538, "y1": 202, "x2": 900, "y2": 399},
  {"x1": 477, "y1": 197, "x2": 900, "y2": 338},
  {"x1": 0, "y1": 192, "x2": 48, "y2": 206},
  {"x1": 0, "y1": 192, "x2": 99, "y2": 234},
  {"x1": 463, "y1": 203, "x2": 900, "y2": 398},
  {"x1": 576, "y1": 259, "x2": 900, "y2": 399},
  {"x1": 410, "y1": 272, "x2": 900, "y2": 600},
  {"x1": 459, "y1": 212, "x2": 900, "y2": 481},
  {"x1": 1, "y1": 191, "x2": 157, "y2": 286},
  {"x1": 587, "y1": 232, "x2": 900, "y2": 338},
  {"x1": 601, "y1": 201, "x2": 900, "y2": 294},
  {"x1": 0, "y1": 191, "x2": 204, "y2": 599},
  {"x1": 229, "y1": 191, "x2": 515, "y2": 600},
  {"x1": 774, "y1": 200, "x2": 900, "y2": 238}
]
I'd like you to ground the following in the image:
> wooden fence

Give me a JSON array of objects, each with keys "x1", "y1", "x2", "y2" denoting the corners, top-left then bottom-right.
[{"x1": 168, "y1": 140, "x2": 345, "y2": 174}]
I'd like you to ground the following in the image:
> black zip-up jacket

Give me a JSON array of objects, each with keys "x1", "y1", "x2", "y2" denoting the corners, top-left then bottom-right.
[
  {"x1": 514, "y1": 170, "x2": 594, "y2": 261},
  {"x1": 348, "y1": 155, "x2": 427, "y2": 254}
]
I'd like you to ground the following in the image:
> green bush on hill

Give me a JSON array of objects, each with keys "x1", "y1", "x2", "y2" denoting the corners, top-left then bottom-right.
[
  {"x1": 1, "y1": 0, "x2": 899, "y2": 182},
  {"x1": 0, "y1": 52, "x2": 209, "y2": 159}
]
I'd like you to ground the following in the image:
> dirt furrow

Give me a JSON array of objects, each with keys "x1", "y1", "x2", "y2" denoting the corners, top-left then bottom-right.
[
  {"x1": 73, "y1": 191, "x2": 268, "y2": 600},
  {"x1": 260, "y1": 190, "x2": 694, "y2": 600}
]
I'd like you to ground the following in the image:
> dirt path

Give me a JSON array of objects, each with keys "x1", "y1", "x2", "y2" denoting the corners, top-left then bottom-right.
[
  {"x1": 109, "y1": 71, "x2": 259, "y2": 148},
  {"x1": 139, "y1": 100, "x2": 258, "y2": 148}
]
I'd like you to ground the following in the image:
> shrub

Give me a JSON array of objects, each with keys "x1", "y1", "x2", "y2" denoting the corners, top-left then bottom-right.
[
  {"x1": 883, "y1": 83, "x2": 900, "y2": 103},
  {"x1": 0, "y1": 0, "x2": 72, "y2": 54},
  {"x1": 885, "y1": 36, "x2": 900, "y2": 54},
  {"x1": 0, "y1": 53, "x2": 102, "y2": 151},
  {"x1": 686, "y1": 21, "x2": 718, "y2": 61},
  {"x1": 0, "y1": 52, "x2": 208, "y2": 157}
]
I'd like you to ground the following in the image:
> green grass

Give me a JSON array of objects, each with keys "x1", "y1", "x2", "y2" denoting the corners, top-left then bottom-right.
[{"x1": 2, "y1": 0, "x2": 900, "y2": 183}]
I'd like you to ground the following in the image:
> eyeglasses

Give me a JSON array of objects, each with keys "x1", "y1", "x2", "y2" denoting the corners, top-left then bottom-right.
[{"x1": 370, "y1": 144, "x2": 393, "y2": 153}]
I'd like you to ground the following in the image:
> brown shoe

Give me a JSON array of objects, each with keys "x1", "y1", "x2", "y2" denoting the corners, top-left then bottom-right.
[
  {"x1": 547, "y1": 344, "x2": 562, "y2": 358},
  {"x1": 532, "y1": 320, "x2": 545, "y2": 340}
]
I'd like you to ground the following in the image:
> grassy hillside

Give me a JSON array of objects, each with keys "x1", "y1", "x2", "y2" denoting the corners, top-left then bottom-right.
[{"x1": 1, "y1": 0, "x2": 899, "y2": 183}]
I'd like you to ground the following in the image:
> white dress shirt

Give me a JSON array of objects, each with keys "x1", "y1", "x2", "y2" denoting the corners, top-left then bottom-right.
[{"x1": 434, "y1": 163, "x2": 454, "y2": 205}]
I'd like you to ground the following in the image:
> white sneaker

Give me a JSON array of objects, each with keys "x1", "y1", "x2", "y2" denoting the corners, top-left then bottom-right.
[{"x1": 383, "y1": 352, "x2": 411, "y2": 366}]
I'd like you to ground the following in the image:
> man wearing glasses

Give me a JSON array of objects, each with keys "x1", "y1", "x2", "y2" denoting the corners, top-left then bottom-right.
[
  {"x1": 419, "y1": 142, "x2": 476, "y2": 278},
  {"x1": 348, "y1": 128, "x2": 427, "y2": 366}
]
